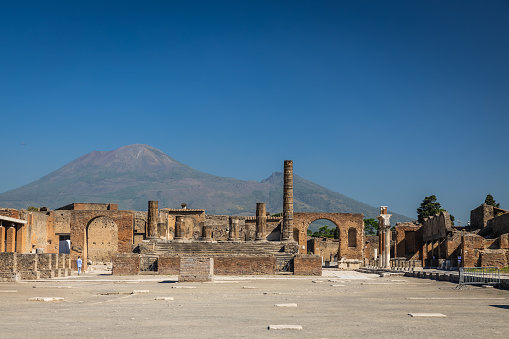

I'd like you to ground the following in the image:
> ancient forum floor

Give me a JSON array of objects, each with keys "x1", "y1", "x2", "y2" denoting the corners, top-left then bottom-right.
[{"x1": 1, "y1": 269, "x2": 508, "y2": 338}]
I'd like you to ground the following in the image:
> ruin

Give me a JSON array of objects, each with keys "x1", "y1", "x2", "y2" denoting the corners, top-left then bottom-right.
[
  {"x1": 2, "y1": 160, "x2": 509, "y2": 281},
  {"x1": 0, "y1": 160, "x2": 366, "y2": 280}
]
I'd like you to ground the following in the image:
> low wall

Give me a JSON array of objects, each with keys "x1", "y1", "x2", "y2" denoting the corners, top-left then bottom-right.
[
  {"x1": 112, "y1": 254, "x2": 140, "y2": 275},
  {"x1": 0, "y1": 252, "x2": 71, "y2": 281},
  {"x1": 293, "y1": 255, "x2": 322, "y2": 276},
  {"x1": 158, "y1": 256, "x2": 180, "y2": 275},
  {"x1": 179, "y1": 257, "x2": 213, "y2": 282},
  {"x1": 214, "y1": 256, "x2": 276, "y2": 275}
]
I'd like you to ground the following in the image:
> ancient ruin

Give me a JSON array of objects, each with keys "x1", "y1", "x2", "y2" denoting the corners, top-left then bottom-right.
[{"x1": 2, "y1": 160, "x2": 509, "y2": 282}]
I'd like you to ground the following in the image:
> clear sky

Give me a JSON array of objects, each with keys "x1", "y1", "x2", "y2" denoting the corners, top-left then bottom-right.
[{"x1": 1, "y1": 1, "x2": 508, "y2": 224}]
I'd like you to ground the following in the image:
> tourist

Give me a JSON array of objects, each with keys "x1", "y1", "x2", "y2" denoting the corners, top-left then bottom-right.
[{"x1": 77, "y1": 256, "x2": 83, "y2": 275}]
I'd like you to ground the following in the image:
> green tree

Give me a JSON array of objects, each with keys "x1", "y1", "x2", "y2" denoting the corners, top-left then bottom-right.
[
  {"x1": 485, "y1": 194, "x2": 500, "y2": 208},
  {"x1": 311, "y1": 225, "x2": 335, "y2": 239},
  {"x1": 364, "y1": 218, "x2": 378, "y2": 235},
  {"x1": 27, "y1": 206, "x2": 38, "y2": 211},
  {"x1": 417, "y1": 195, "x2": 455, "y2": 225}
]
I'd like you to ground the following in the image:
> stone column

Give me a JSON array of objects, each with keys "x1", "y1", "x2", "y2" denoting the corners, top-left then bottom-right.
[
  {"x1": 202, "y1": 225, "x2": 213, "y2": 241},
  {"x1": 174, "y1": 216, "x2": 184, "y2": 240},
  {"x1": 376, "y1": 206, "x2": 392, "y2": 268},
  {"x1": 282, "y1": 160, "x2": 294, "y2": 241},
  {"x1": 6, "y1": 226, "x2": 16, "y2": 252},
  {"x1": 229, "y1": 217, "x2": 239, "y2": 241},
  {"x1": 385, "y1": 229, "x2": 391, "y2": 268},
  {"x1": 0, "y1": 225, "x2": 5, "y2": 252},
  {"x1": 256, "y1": 203, "x2": 267, "y2": 241},
  {"x1": 147, "y1": 201, "x2": 159, "y2": 238}
]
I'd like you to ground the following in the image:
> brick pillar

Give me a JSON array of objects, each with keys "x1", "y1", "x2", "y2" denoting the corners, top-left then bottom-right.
[
  {"x1": 229, "y1": 218, "x2": 239, "y2": 241},
  {"x1": 256, "y1": 203, "x2": 267, "y2": 241},
  {"x1": 174, "y1": 216, "x2": 184, "y2": 240},
  {"x1": 147, "y1": 201, "x2": 159, "y2": 238},
  {"x1": 6, "y1": 226, "x2": 16, "y2": 252},
  {"x1": 0, "y1": 226, "x2": 5, "y2": 252},
  {"x1": 282, "y1": 160, "x2": 294, "y2": 241}
]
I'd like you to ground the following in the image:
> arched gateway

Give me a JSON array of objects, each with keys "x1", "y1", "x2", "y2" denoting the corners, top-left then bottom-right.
[{"x1": 293, "y1": 212, "x2": 364, "y2": 260}]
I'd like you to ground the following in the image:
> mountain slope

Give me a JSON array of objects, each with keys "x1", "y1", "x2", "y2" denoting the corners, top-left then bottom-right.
[{"x1": 0, "y1": 144, "x2": 411, "y2": 222}]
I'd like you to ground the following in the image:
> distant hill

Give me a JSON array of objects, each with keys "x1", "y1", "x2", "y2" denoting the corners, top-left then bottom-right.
[{"x1": 0, "y1": 144, "x2": 411, "y2": 223}]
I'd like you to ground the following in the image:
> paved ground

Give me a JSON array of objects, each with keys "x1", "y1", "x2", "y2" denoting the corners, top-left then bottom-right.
[{"x1": 1, "y1": 269, "x2": 508, "y2": 338}]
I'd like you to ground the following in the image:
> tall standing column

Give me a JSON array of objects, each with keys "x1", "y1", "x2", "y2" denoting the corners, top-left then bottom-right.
[
  {"x1": 385, "y1": 229, "x2": 391, "y2": 268},
  {"x1": 256, "y1": 203, "x2": 267, "y2": 241},
  {"x1": 282, "y1": 160, "x2": 294, "y2": 241},
  {"x1": 376, "y1": 206, "x2": 392, "y2": 268},
  {"x1": 147, "y1": 201, "x2": 159, "y2": 238}
]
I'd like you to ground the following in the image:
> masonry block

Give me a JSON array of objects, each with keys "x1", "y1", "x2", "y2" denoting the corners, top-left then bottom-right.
[
  {"x1": 293, "y1": 255, "x2": 322, "y2": 276},
  {"x1": 179, "y1": 257, "x2": 213, "y2": 282}
]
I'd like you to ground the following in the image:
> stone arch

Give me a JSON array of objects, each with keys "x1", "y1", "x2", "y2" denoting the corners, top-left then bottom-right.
[
  {"x1": 86, "y1": 216, "x2": 118, "y2": 264},
  {"x1": 293, "y1": 212, "x2": 364, "y2": 260}
]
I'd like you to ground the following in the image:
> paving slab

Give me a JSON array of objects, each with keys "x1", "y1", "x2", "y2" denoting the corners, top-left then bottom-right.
[
  {"x1": 268, "y1": 325, "x2": 302, "y2": 330},
  {"x1": 408, "y1": 313, "x2": 447, "y2": 317}
]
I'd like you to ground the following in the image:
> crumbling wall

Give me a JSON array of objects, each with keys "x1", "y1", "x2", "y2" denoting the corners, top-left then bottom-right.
[{"x1": 490, "y1": 212, "x2": 509, "y2": 238}]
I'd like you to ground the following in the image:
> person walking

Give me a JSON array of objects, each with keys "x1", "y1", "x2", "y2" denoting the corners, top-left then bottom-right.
[{"x1": 77, "y1": 256, "x2": 83, "y2": 275}]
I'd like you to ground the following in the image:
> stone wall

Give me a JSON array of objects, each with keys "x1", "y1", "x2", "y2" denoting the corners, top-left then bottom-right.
[
  {"x1": 179, "y1": 257, "x2": 213, "y2": 282},
  {"x1": 214, "y1": 256, "x2": 276, "y2": 275},
  {"x1": 490, "y1": 212, "x2": 509, "y2": 238},
  {"x1": 394, "y1": 223, "x2": 422, "y2": 260},
  {"x1": 293, "y1": 255, "x2": 322, "y2": 276},
  {"x1": 364, "y1": 235, "x2": 379, "y2": 261},
  {"x1": 479, "y1": 250, "x2": 508, "y2": 268},
  {"x1": 158, "y1": 256, "x2": 180, "y2": 275},
  {"x1": 112, "y1": 254, "x2": 140, "y2": 275},
  {"x1": 0, "y1": 252, "x2": 70, "y2": 281},
  {"x1": 422, "y1": 211, "x2": 453, "y2": 242}
]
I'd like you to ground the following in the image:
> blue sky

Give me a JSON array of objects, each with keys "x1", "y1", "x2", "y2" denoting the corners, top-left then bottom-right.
[{"x1": 1, "y1": 1, "x2": 508, "y2": 224}]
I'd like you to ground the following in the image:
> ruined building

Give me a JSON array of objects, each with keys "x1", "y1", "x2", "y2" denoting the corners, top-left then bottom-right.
[{"x1": 1, "y1": 160, "x2": 365, "y2": 280}]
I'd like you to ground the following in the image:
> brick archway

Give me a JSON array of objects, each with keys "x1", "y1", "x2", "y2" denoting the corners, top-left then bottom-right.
[
  {"x1": 70, "y1": 211, "x2": 133, "y2": 271},
  {"x1": 293, "y1": 213, "x2": 364, "y2": 260}
]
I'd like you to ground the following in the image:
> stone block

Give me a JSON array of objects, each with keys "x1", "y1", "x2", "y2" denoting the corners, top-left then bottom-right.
[{"x1": 179, "y1": 257, "x2": 213, "y2": 282}]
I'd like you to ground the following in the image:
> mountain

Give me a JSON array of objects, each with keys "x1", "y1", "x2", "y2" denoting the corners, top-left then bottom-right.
[{"x1": 0, "y1": 144, "x2": 411, "y2": 223}]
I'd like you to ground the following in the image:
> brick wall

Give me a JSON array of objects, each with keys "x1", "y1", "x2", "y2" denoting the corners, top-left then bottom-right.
[
  {"x1": 214, "y1": 256, "x2": 276, "y2": 275},
  {"x1": 479, "y1": 250, "x2": 507, "y2": 268},
  {"x1": 112, "y1": 254, "x2": 140, "y2": 275},
  {"x1": 491, "y1": 212, "x2": 509, "y2": 237},
  {"x1": 293, "y1": 255, "x2": 322, "y2": 276},
  {"x1": 462, "y1": 235, "x2": 485, "y2": 267},
  {"x1": 158, "y1": 256, "x2": 180, "y2": 275},
  {"x1": 179, "y1": 257, "x2": 213, "y2": 282}
]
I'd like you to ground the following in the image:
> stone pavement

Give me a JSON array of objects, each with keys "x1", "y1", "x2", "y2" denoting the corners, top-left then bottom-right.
[{"x1": 1, "y1": 269, "x2": 508, "y2": 338}]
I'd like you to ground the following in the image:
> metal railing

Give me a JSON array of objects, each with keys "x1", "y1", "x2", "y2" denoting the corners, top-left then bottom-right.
[{"x1": 457, "y1": 267, "x2": 500, "y2": 289}]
